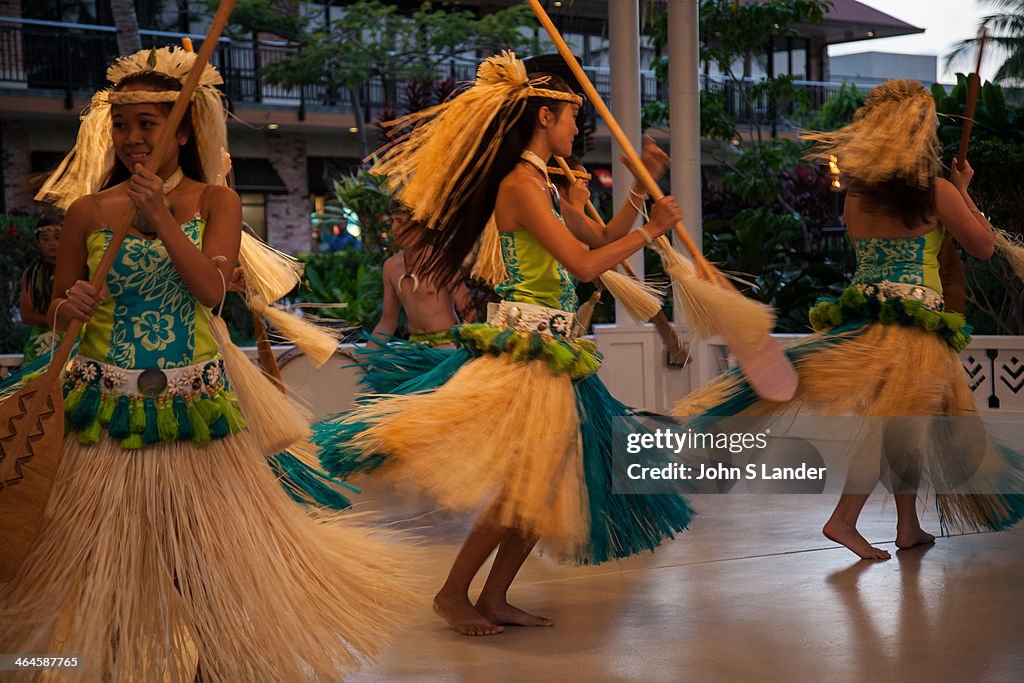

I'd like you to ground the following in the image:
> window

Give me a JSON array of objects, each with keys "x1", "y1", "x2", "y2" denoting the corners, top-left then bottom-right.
[{"x1": 240, "y1": 192, "x2": 267, "y2": 241}]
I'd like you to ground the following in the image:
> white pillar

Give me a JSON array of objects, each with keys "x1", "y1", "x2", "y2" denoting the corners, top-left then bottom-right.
[
  {"x1": 668, "y1": 0, "x2": 710, "y2": 388},
  {"x1": 609, "y1": 0, "x2": 643, "y2": 327},
  {"x1": 668, "y1": 0, "x2": 702, "y2": 253}
]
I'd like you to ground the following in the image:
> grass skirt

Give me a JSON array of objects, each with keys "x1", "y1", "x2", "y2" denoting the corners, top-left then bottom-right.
[
  {"x1": 327, "y1": 344, "x2": 693, "y2": 565},
  {"x1": 0, "y1": 430, "x2": 420, "y2": 682},
  {"x1": 675, "y1": 321, "x2": 1024, "y2": 532},
  {"x1": 356, "y1": 336, "x2": 466, "y2": 396},
  {"x1": 1, "y1": 354, "x2": 353, "y2": 512},
  {"x1": 317, "y1": 339, "x2": 469, "y2": 478}
]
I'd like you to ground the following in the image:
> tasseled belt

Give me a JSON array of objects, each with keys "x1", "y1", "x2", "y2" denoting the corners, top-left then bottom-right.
[{"x1": 62, "y1": 356, "x2": 246, "y2": 448}]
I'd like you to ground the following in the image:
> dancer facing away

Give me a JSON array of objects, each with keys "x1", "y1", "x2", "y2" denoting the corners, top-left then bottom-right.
[
  {"x1": 675, "y1": 79, "x2": 1022, "y2": 560},
  {"x1": 319, "y1": 52, "x2": 693, "y2": 636},
  {"x1": 372, "y1": 203, "x2": 474, "y2": 349},
  {"x1": 18, "y1": 219, "x2": 62, "y2": 366},
  {"x1": 0, "y1": 47, "x2": 416, "y2": 682}
]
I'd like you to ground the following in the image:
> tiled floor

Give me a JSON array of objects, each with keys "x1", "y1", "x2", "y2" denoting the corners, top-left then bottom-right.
[{"x1": 346, "y1": 489, "x2": 1024, "y2": 682}]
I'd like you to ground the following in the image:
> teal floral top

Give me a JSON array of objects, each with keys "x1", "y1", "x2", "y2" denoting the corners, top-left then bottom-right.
[
  {"x1": 850, "y1": 226, "x2": 944, "y2": 294},
  {"x1": 79, "y1": 215, "x2": 219, "y2": 369},
  {"x1": 61, "y1": 215, "x2": 245, "y2": 449}
]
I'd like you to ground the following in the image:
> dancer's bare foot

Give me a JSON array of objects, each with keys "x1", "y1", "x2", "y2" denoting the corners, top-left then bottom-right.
[
  {"x1": 433, "y1": 592, "x2": 504, "y2": 636},
  {"x1": 823, "y1": 521, "x2": 891, "y2": 560},
  {"x1": 476, "y1": 599, "x2": 555, "y2": 627},
  {"x1": 895, "y1": 526, "x2": 935, "y2": 549}
]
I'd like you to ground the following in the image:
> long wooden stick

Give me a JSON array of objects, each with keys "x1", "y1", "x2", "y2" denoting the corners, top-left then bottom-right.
[
  {"x1": 554, "y1": 155, "x2": 688, "y2": 364},
  {"x1": 181, "y1": 34, "x2": 286, "y2": 390},
  {"x1": 526, "y1": 0, "x2": 717, "y2": 281},
  {"x1": 958, "y1": 28, "x2": 988, "y2": 164},
  {"x1": 527, "y1": 0, "x2": 797, "y2": 402},
  {"x1": 39, "y1": 0, "x2": 238, "y2": 400}
]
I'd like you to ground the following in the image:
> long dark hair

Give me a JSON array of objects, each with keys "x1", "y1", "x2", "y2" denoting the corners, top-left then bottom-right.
[
  {"x1": 104, "y1": 71, "x2": 206, "y2": 188},
  {"x1": 411, "y1": 73, "x2": 577, "y2": 284},
  {"x1": 848, "y1": 177, "x2": 936, "y2": 228}
]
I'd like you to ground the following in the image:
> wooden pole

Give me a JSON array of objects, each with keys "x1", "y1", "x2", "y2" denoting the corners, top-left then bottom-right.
[{"x1": 554, "y1": 155, "x2": 688, "y2": 365}]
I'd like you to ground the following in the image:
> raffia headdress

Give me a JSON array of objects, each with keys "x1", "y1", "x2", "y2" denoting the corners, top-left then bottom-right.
[
  {"x1": 36, "y1": 46, "x2": 228, "y2": 210},
  {"x1": 372, "y1": 51, "x2": 582, "y2": 230},
  {"x1": 802, "y1": 79, "x2": 940, "y2": 188}
]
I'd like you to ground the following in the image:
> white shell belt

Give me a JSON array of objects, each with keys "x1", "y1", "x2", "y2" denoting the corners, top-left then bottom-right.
[{"x1": 486, "y1": 300, "x2": 580, "y2": 340}]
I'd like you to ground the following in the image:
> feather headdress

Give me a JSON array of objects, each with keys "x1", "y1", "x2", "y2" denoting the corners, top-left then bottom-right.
[{"x1": 36, "y1": 46, "x2": 227, "y2": 210}]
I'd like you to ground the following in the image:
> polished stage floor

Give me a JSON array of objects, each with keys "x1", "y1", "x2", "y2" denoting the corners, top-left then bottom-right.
[{"x1": 347, "y1": 489, "x2": 1023, "y2": 682}]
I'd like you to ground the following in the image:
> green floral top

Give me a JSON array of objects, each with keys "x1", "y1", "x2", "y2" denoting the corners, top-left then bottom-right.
[
  {"x1": 810, "y1": 226, "x2": 972, "y2": 351},
  {"x1": 495, "y1": 213, "x2": 578, "y2": 313},
  {"x1": 79, "y1": 215, "x2": 218, "y2": 369},
  {"x1": 850, "y1": 226, "x2": 944, "y2": 294}
]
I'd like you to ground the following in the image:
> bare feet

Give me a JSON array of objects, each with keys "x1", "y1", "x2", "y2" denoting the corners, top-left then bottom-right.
[
  {"x1": 476, "y1": 599, "x2": 555, "y2": 627},
  {"x1": 895, "y1": 526, "x2": 936, "y2": 549},
  {"x1": 823, "y1": 521, "x2": 891, "y2": 560},
  {"x1": 433, "y1": 592, "x2": 504, "y2": 636}
]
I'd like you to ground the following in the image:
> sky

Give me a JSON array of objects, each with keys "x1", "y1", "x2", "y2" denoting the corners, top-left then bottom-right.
[{"x1": 827, "y1": 0, "x2": 998, "y2": 84}]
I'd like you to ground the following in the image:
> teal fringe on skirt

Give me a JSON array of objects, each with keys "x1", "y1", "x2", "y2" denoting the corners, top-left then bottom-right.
[
  {"x1": 0, "y1": 350, "x2": 352, "y2": 510},
  {"x1": 314, "y1": 330, "x2": 694, "y2": 565}
]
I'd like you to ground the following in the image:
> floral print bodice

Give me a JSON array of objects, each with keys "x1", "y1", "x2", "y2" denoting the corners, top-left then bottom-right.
[
  {"x1": 78, "y1": 215, "x2": 218, "y2": 369},
  {"x1": 494, "y1": 212, "x2": 579, "y2": 313},
  {"x1": 850, "y1": 226, "x2": 944, "y2": 294}
]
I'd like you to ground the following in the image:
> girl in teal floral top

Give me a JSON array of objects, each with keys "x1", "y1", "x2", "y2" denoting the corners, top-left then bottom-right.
[
  {"x1": 0, "y1": 49, "x2": 415, "y2": 682},
  {"x1": 675, "y1": 80, "x2": 1022, "y2": 560},
  {"x1": 316, "y1": 52, "x2": 694, "y2": 638}
]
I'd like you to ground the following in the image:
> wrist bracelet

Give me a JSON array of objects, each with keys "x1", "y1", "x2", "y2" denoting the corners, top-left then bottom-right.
[
  {"x1": 638, "y1": 226, "x2": 654, "y2": 246},
  {"x1": 629, "y1": 187, "x2": 648, "y2": 200}
]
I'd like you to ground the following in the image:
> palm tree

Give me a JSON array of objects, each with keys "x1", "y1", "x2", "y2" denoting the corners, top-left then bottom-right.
[
  {"x1": 946, "y1": 1, "x2": 1024, "y2": 85},
  {"x1": 111, "y1": 0, "x2": 143, "y2": 55}
]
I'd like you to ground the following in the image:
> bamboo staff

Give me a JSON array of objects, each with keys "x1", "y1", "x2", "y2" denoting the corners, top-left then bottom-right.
[
  {"x1": 940, "y1": 28, "x2": 989, "y2": 313},
  {"x1": 958, "y1": 28, "x2": 988, "y2": 164},
  {"x1": 526, "y1": 0, "x2": 796, "y2": 400},
  {"x1": 553, "y1": 155, "x2": 689, "y2": 365},
  {"x1": 0, "y1": 0, "x2": 238, "y2": 581}
]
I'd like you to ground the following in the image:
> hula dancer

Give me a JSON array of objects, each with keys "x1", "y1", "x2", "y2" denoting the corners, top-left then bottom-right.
[
  {"x1": 18, "y1": 220, "x2": 63, "y2": 367},
  {"x1": 0, "y1": 47, "x2": 416, "y2": 681},
  {"x1": 317, "y1": 52, "x2": 694, "y2": 636},
  {"x1": 675, "y1": 80, "x2": 1023, "y2": 560}
]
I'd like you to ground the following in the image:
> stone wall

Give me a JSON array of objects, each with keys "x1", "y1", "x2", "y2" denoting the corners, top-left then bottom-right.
[
  {"x1": 264, "y1": 131, "x2": 311, "y2": 254},
  {"x1": 1, "y1": 119, "x2": 34, "y2": 213}
]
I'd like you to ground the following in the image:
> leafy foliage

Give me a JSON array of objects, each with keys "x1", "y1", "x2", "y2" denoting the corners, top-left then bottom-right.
[
  {"x1": 233, "y1": 0, "x2": 537, "y2": 154},
  {"x1": 0, "y1": 215, "x2": 40, "y2": 353},
  {"x1": 804, "y1": 80, "x2": 865, "y2": 132},
  {"x1": 296, "y1": 249, "x2": 384, "y2": 331},
  {"x1": 314, "y1": 168, "x2": 394, "y2": 258},
  {"x1": 945, "y1": 1, "x2": 1024, "y2": 86}
]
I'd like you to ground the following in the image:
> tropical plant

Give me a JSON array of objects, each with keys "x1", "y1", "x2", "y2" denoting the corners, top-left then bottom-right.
[
  {"x1": 0, "y1": 214, "x2": 41, "y2": 354},
  {"x1": 804, "y1": 80, "x2": 865, "y2": 132},
  {"x1": 313, "y1": 167, "x2": 394, "y2": 258},
  {"x1": 957, "y1": 139, "x2": 1024, "y2": 335},
  {"x1": 296, "y1": 249, "x2": 384, "y2": 332},
  {"x1": 932, "y1": 74, "x2": 1024, "y2": 157},
  {"x1": 945, "y1": 0, "x2": 1024, "y2": 86}
]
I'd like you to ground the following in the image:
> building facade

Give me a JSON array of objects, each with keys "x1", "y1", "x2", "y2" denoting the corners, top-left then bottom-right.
[{"x1": 1, "y1": 0, "x2": 921, "y2": 254}]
